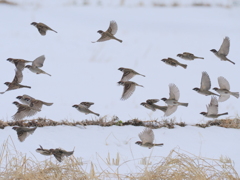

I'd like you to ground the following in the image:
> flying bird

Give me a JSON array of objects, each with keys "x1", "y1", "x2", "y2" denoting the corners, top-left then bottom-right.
[
  {"x1": 12, "y1": 127, "x2": 37, "y2": 142},
  {"x1": 210, "y1": 36, "x2": 235, "y2": 65},
  {"x1": 7, "y1": 58, "x2": 32, "y2": 71},
  {"x1": 92, "y1": 20, "x2": 122, "y2": 43},
  {"x1": 118, "y1": 81, "x2": 143, "y2": 100},
  {"x1": 140, "y1": 99, "x2": 167, "y2": 112},
  {"x1": 31, "y1": 22, "x2": 57, "y2": 36},
  {"x1": 12, "y1": 101, "x2": 38, "y2": 121},
  {"x1": 72, "y1": 102, "x2": 100, "y2": 116},
  {"x1": 118, "y1": 67, "x2": 145, "y2": 81},
  {"x1": 161, "y1": 58, "x2": 187, "y2": 69},
  {"x1": 213, "y1": 76, "x2": 239, "y2": 102},
  {"x1": 135, "y1": 128, "x2": 163, "y2": 149},
  {"x1": 36, "y1": 145, "x2": 52, "y2": 156},
  {"x1": 177, "y1": 52, "x2": 204, "y2": 60},
  {"x1": 200, "y1": 96, "x2": 228, "y2": 118}
]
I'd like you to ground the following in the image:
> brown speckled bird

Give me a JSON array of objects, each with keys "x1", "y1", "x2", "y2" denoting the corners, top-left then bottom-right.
[
  {"x1": 140, "y1": 99, "x2": 167, "y2": 112},
  {"x1": 50, "y1": 148, "x2": 74, "y2": 162},
  {"x1": 72, "y1": 102, "x2": 100, "y2": 116},
  {"x1": 7, "y1": 58, "x2": 32, "y2": 71},
  {"x1": 177, "y1": 52, "x2": 204, "y2": 60},
  {"x1": 161, "y1": 58, "x2": 187, "y2": 69},
  {"x1": 36, "y1": 145, "x2": 53, "y2": 156},
  {"x1": 12, "y1": 127, "x2": 37, "y2": 142},
  {"x1": 12, "y1": 101, "x2": 38, "y2": 121},
  {"x1": 31, "y1": 22, "x2": 57, "y2": 36},
  {"x1": 118, "y1": 67, "x2": 145, "y2": 81}
]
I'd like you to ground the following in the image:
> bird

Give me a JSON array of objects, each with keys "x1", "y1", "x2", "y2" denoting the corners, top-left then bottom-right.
[
  {"x1": 213, "y1": 76, "x2": 239, "y2": 102},
  {"x1": 210, "y1": 36, "x2": 235, "y2": 65},
  {"x1": 25, "y1": 55, "x2": 51, "y2": 76},
  {"x1": 72, "y1": 102, "x2": 100, "y2": 116},
  {"x1": 16, "y1": 95, "x2": 53, "y2": 111},
  {"x1": 31, "y1": 22, "x2": 57, "y2": 36},
  {"x1": 12, "y1": 101, "x2": 38, "y2": 121},
  {"x1": 200, "y1": 96, "x2": 228, "y2": 118},
  {"x1": 140, "y1": 99, "x2": 167, "y2": 112},
  {"x1": 193, "y1": 71, "x2": 219, "y2": 96},
  {"x1": 118, "y1": 81, "x2": 143, "y2": 100},
  {"x1": 12, "y1": 127, "x2": 37, "y2": 142},
  {"x1": 50, "y1": 148, "x2": 74, "y2": 162},
  {"x1": 161, "y1": 84, "x2": 188, "y2": 117},
  {"x1": 177, "y1": 52, "x2": 204, "y2": 60},
  {"x1": 118, "y1": 67, "x2": 145, "y2": 81},
  {"x1": 135, "y1": 128, "x2": 163, "y2": 149},
  {"x1": 92, "y1": 20, "x2": 122, "y2": 43},
  {"x1": 7, "y1": 58, "x2": 32, "y2": 71},
  {"x1": 161, "y1": 58, "x2": 187, "y2": 69},
  {"x1": 36, "y1": 145, "x2": 53, "y2": 156},
  {"x1": 0, "y1": 69, "x2": 31, "y2": 94}
]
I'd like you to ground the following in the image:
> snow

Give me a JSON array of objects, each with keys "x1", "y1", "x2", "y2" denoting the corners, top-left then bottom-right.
[{"x1": 0, "y1": 0, "x2": 240, "y2": 175}]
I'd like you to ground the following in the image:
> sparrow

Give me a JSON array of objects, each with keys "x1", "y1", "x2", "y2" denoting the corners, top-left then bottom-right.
[
  {"x1": 12, "y1": 126, "x2": 37, "y2": 142},
  {"x1": 193, "y1": 71, "x2": 219, "y2": 96},
  {"x1": 200, "y1": 96, "x2": 228, "y2": 118},
  {"x1": 0, "y1": 69, "x2": 31, "y2": 94},
  {"x1": 92, "y1": 20, "x2": 122, "y2": 43},
  {"x1": 36, "y1": 145, "x2": 52, "y2": 156},
  {"x1": 140, "y1": 99, "x2": 167, "y2": 112},
  {"x1": 72, "y1": 102, "x2": 100, "y2": 116},
  {"x1": 7, "y1": 58, "x2": 32, "y2": 71},
  {"x1": 31, "y1": 22, "x2": 57, "y2": 36},
  {"x1": 210, "y1": 36, "x2": 235, "y2": 65},
  {"x1": 161, "y1": 58, "x2": 187, "y2": 69},
  {"x1": 135, "y1": 128, "x2": 163, "y2": 149},
  {"x1": 213, "y1": 76, "x2": 239, "y2": 102},
  {"x1": 161, "y1": 84, "x2": 188, "y2": 117},
  {"x1": 118, "y1": 81, "x2": 143, "y2": 100},
  {"x1": 50, "y1": 148, "x2": 74, "y2": 162},
  {"x1": 177, "y1": 52, "x2": 204, "y2": 60},
  {"x1": 118, "y1": 67, "x2": 145, "y2": 81},
  {"x1": 12, "y1": 101, "x2": 38, "y2": 121},
  {"x1": 25, "y1": 55, "x2": 51, "y2": 76},
  {"x1": 17, "y1": 95, "x2": 53, "y2": 111}
]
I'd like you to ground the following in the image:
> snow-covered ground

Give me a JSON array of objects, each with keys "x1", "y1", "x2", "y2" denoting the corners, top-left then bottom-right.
[{"x1": 0, "y1": 0, "x2": 240, "y2": 176}]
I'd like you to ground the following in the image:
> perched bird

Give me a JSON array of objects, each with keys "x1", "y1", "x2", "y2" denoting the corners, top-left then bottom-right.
[
  {"x1": 0, "y1": 69, "x2": 31, "y2": 94},
  {"x1": 161, "y1": 58, "x2": 187, "y2": 69},
  {"x1": 135, "y1": 128, "x2": 163, "y2": 149},
  {"x1": 50, "y1": 148, "x2": 74, "y2": 162},
  {"x1": 36, "y1": 145, "x2": 52, "y2": 156},
  {"x1": 7, "y1": 58, "x2": 32, "y2": 71},
  {"x1": 31, "y1": 22, "x2": 57, "y2": 36},
  {"x1": 161, "y1": 84, "x2": 188, "y2": 117},
  {"x1": 118, "y1": 67, "x2": 145, "y2": 81},
  {"x1": 193, "y1": 71, "x2": 219, "y2": 96},
  {"x1": 12, "y1": 127, "x2": 37, "y2": 142},
  {"x1": 12, "y1": 101, "x2": 38, "y2": 121},
  {"x1": 140, "y1": 99, "x2": 167, "y2": 112},
  {"x1": 210, "y1": 36, "x2": 235, "y2": 65},
  {"x1": 72, "y1": 102, "x2": 100, "y2": 116},
  {"x1": 118, "y1": 81, "x2": 143, "y2": 100},
  {"x1": 213, "y1": 76, "x2": 239, "y2": 102},
  {"x1": 200, "y1": 96, "x2": 228, "y2": 118},
  {"x1": 25, "y1": 55, "x2": 51, "y2": 76},
  {"x1": 17, "y1": 95, "x2": 53, "y2": 111},
  {"x1": 177, "y1": 52, "x2": 204, "y2": 60},
  {"x1": 92, "y1": 20, "x2": 122, "y2": 43}
]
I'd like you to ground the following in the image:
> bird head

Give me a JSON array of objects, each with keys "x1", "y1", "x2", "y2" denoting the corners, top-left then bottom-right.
[
  {"x1": 4, "y1": 82, "x2": 10, "y2": 86},
  {"x1": 12, "y1": 127, "x2": 18, "y2": 130},
  {"x1": 31, "y1": 22, "x2": 37, "y2": 26},
  {"x1": 210, "y1": 49, "x2": 217, "y2": 53},
  {"x1": 176, "y1": 54, "x2": 182, "y2": 57},
  {"x1": 25, "y1": 65, "x2": 31, "y2": 69},
  {"x1": 161, "y1": 98, "x2": 167, "y2": 102},
  {"x1": 7, "y1": 58, "x2": 13, "y2": 62},
  {"x1": 200, "y1": 112, "x2": 207, "y2": 116},
  {"x1": 117, "y1": 81, "x2": 124, "y2": 86},
  {"x1": 140, "y1": 102, "x2": 146, "y2": 106},
  {"x1": 213, "y1": 87, "x2": 219, "y2": 91},
  {"x1": 72, "y1": 105, "x2": 78, "y2": 108},
  {"x1": 193, "y1": 87, "x2": 200, "y2": 92},
  {"x1": 97, "y1": 30, "x2": 103, "y2": 34},
  {"x1": 135, "y1": 141, "x2": 142, "y2": 146},
  {"x1": 24, "y1": 97, "x2": 31, "y2": 102},
  {"x1": 161, "y1": 59, "x2": 167, "y2": 62},
  {"x1": 12, "y1": 101, "x2": 20, "y2": 105},
  {"x1": 118, "y1": 67, "x2": 124, "y2": 71},
  {"x1": 16, "y1": 96, "x2": 23, "y2": 100}
]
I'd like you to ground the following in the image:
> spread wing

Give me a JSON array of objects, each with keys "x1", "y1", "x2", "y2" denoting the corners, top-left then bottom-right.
[
  {"x1": 30, "y1": 100, "x2": 43, "y2": 111},
  {"x1": 17, "y1": 131, "x2": 30, "y2": 142},
  {"x1": 169, "y1": 84, "x2": 180, "y2": 101},
  {"x1": 93, "y1": 33, "x2": 112, "y2": 43},
  {"x1": 183, "y1": 52, "x2": 193, "y2": 56},
  {"x1": 218, "y1": 36, "x2": 230, "y2": 56},
  {"x1": 164, "y1": 105, "x2": 178, "y2": 116},
  {"x1": 80, "y1": 102, "x2": 94, "y2": 108},
  {"x1": 146, "y1": 99, "x2": 159, "y2": 104},
  {"x1": 32, "y1": 55, "x2": 45, "y2": 68},
  {"x1": 121, "y1": 82, "x2": 136, "y2": 100},
  {"x1": 138, "y1": 128, "x2": 154, "y2": 144},
  {"x1": 12, "y1": 69, "x2": 23, "y2": 84},
  {"x1": 218, "y1": 76, "x2": 230, "y2": 90},
  {"x1": 218, "y1": 94, "x2": 230, "y2": 102},
  {"x1": 200, "y1": 71, "x2": 211, "y2": 91},
  {"x1": 121, "y1": 71, "x2": 135, "y2": 81},
  {"x1": 37, "y1": 24, "x2": 47, "y2": 36},
  {"x1": 207, "y1": 96, "x2": 218, "y2": 115},
  {"x1": 106, "y1": 20, "x2": 118, "y2": 35}
]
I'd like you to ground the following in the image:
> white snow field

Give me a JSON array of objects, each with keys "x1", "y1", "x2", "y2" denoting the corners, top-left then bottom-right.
[{"x1": 0, "y1": 0, "x2": 240, "y2": 177}]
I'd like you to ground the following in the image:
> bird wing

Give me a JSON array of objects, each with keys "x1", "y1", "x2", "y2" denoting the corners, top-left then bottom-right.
[
  {"x1": 207, "y1": 96, "x2": 218, "y2": 115},
  {"x1": 218, "y1": 76, "x2": 230, "y2": 90},
  {"x1": 94, "y1": 33, "x2": 112, "y2": 42},
  {"x1": 164, "y1": 105, "x2": 178, "y2": 116},
  {"x1": 12, "y1": 69, "x2": 23, "y2": 84},
  {"x1": 32, "y1": 55, "x2": 45, "y2": 68},
  {"x1": 183, "y1": 52, "x2": 193, "y2": 56},
  {"x1": 80, "y1": 102, "x2": 94, "y2": 108},
  {"x1": 139, "y1": 128, "x2": 154, "y2": 144},
  {"x1": 121, "y1": 82, "x2": 136, "y2": 100},
  {"x1": 37, "y1": 24, "x2": 47, "y2": 36},
  {"x1": 121, "y1": 71, "x2": 135, "y2": 81},
  {"x1": 200, "y1": 71, "x2": 211, "y2": 91},
  {"x1": 106, "y1": 20, "x2": 118, "y2": 35},
  {"x1": 218, "y1": 36, "x2": 230, "y2": 56},
  {"x1": 169, "y1": 83, "x2": 180, "y2": 101},
  {"x1": 16, "y1": 61, "x2": 25, "y2": 71},
  {"x1": 17, "y1": 131, "x2": 29, "y2": 142},
  {"x1": 218, "y1": 94, "x2": 230, "y2": 102},
  {"x1": 146, "y1": 99, "x2": 159, "y2": 104},
  {"x1": 30, "y1": 100, "x2": 43, "y2": 111},
  {"x1": 12, "y1": 106, "x2": 31, "y2": 121},
  {"x1": 52, "y1": 151, "x2": 63, "y2": 162}
]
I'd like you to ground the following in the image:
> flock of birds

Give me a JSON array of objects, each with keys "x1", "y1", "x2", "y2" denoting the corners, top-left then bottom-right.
[{"x1": 1, "y1": 20, "x2": 239, "y2": 161}]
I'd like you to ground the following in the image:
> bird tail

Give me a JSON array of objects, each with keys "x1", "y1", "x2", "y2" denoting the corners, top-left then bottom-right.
[
  {"x1": 219, "y1": 112, "x2": 228, "y2": 116},
  {"x1": 230, "y1": 92, "x2": 239, "y2": 98},
  {"x1": 93, "y1": 112, "x2": 100, "y2": 116},
  {"x1": 179, "y1": 63, "x2": 187, "y2": 69},
  {"x1": 44, "y1": 72, "x2": 51, "y2": 76},
  {"x1": 42, "y1": 102, "x2": 54, "y2": 106},
  {"x1": 154, "y1": 105, "x2": 168, "y2": 112},
  {"x1": 50, "y1": 29, "x2": 57, "y2": 33},
  {"x1": 115, "y1": 38, "x2": 123, "y2": 43},
  {"x1": 195, "y1": 56, "x2": 204, "y2": 59},
  {"x1": 137, "y1": 84, "x2": 144, "y2": 87},
  {"x1": 154, "y1": 143, "x2": 164, "y2": 147},
  {"x1": 227, "y1": 58, "x2": 235, "y2": 65},
  {"x1": 178, "y1": 102, "x2": 188, "y2": 107},
  {"x1": 21, "y1": 85, "x2": 31, "y2": 89}
]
